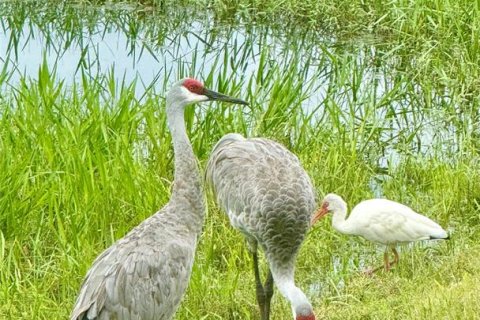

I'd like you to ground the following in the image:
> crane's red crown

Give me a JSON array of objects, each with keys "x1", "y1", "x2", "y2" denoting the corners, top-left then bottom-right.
[{"x1": 183, "y1": 78, "x2": 205, "y2": 95}]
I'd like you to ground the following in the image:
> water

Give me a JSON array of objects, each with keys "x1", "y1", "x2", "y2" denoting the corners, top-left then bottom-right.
[
  {"x1": 1, "y1": 25, "x2": 159, "y2": 90},
  {"x1": 0, "y1": 5, "x2": 324, "y2": 97},
  {"x1": 0, "y1": 3, "x2": 469, "y2": 179},
  {"x1": 1, "y1": 13, "x2": 207, "y2": 95}
]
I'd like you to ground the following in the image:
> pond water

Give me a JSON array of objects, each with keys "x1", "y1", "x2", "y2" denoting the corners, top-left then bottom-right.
[
  {"x1": 0, "y1": 19, "x2": 161, "y2": 90},
  {"x1": 0, "y1": 5, "x2": 325, "y2": 98},
  {"x1": 0, "y1": 4, "x2": 468, "y2": 187}
]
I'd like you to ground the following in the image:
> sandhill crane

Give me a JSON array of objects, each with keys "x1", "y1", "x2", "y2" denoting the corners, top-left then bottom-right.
[
  {"x1": 311, "y1": 193, "x2": 449, "y2": 273},
  {"x1": 206, "y1": 134, "x2": 316, "y2": 320},
  {"x1": 70, "y1": 78, "x2": 248, "y2": 320}
]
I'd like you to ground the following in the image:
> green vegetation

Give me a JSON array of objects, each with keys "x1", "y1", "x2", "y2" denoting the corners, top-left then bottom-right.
[{"x1": 1, "y1": 2, "x2": 480, "y2": 319}]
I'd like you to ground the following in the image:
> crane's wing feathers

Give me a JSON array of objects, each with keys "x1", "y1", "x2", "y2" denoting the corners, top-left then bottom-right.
[
  {"x1": 71, "y1": 215, "x2": 195, "y2": 320},
  {"x1": 206, "y1": 135, "x2": 313, "y2": 218},
  {"x1": 206, "y1": 134, "x2": 316, "y2": 267}
]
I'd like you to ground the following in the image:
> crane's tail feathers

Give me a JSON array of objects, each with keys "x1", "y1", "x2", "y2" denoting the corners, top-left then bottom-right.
[{"x1": 71, "y1": 307, "x2": 95, "y2": 320}]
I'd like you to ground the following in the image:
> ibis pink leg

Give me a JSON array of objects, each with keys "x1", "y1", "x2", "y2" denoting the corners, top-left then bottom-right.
[
  {"x1": 382, "y1": 247, "x2": 400, "y2": 272},
  {"x1": 384, "y1": 249, "x2": 391, "y2": 271},
  {"x1": 390, "y1": 247, "x2": 399, "y2": 268},
  {"x1": 364, "y1": 247, "x2": 396, "y2": 275}
]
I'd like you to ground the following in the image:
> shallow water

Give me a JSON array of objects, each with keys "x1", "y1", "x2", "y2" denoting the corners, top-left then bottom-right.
[
  {"x1": 0, "y1": 4, "x2": 467, "y2": 184},
  {"x1": 0, "y1": 5, "x2": 322, "y2": 97}
]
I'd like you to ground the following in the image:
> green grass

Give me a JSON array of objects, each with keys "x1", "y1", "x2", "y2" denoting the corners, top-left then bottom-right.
[{"x1": 1, "y1": 1, "x2": 480, "y2": 319}]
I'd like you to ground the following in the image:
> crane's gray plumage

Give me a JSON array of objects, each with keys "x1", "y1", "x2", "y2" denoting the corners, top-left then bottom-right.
[
  {"x1": 71, "y1": 79, "x2": 247, "y2": 320},
  {"x1": 206, "y1": 133, "x2": 316, "y2": 320},
  {"x1": 206, "y1": 134, "x2": 314, "y2": 264}
]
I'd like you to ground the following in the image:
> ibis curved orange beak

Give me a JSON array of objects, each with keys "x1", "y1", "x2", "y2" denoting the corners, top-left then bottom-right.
[{"x1": 310, "y1": 206, "x2": 329, "y2": 226}]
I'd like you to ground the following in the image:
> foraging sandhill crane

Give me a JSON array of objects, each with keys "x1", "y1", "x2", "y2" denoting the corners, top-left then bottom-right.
[
  {"x1": 311, "y1": 193, "x2": 449, "y2": 273},
  {"x1": 206, "y1": 134, "x2": 316, "y2": 320},
  {"x1": 70, "y1": 78, "x2": 247, "y2": 320}
]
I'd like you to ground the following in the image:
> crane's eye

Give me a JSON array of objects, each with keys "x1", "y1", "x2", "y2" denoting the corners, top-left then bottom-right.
[{"x1": 189, "y1": 85, "x2": 196, "y2": 91}]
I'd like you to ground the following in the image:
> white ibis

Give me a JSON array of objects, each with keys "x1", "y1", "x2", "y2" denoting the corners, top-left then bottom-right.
[
  {"x1": 206, "y1": 134, "x2": 316, "y2": 320},
  {"x1": 70, "y1": 78, "x2": 248, "y2": 320},
  {"x1": 311, "y1": 193, "x2": 449, "y2": 273}
]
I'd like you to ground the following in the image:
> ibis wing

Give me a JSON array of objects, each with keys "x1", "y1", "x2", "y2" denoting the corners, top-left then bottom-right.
[{"x1": 350, "y1": 199, "x2": 447, "y2": 244}]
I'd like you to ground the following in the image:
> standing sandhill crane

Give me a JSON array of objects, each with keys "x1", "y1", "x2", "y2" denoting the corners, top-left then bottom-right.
[
  {"x1": 311, "y1": 193, "x2": 449, "y2": 273},
  {"x1": 70, "y1": 78, "x2": 248, "y2": 320},
  {"x1": 206, "y1": 134, "x2": 316, "y2": 320}
]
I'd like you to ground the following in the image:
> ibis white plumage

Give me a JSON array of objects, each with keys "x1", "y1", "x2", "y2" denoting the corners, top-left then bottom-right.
[{"x1": 311, "y1": 193, "x2": 449, "y2": 273}]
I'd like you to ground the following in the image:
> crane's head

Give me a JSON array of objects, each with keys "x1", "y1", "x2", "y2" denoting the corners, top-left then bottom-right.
[
  {"x1": 166, "y1": 78, "x2": 248, "y2": 108},
  {"x1": 311, "y1": 193, "x2": 345, "y2": 225}
]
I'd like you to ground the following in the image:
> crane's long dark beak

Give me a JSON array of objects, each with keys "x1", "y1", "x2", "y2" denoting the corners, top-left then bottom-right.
[{"x1": 204, "y1": 88, "x2": 248, "y2": 105}]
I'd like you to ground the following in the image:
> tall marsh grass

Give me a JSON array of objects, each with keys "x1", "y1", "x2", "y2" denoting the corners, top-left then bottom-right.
[{"x1": 0, "y1": 2, "x2": 479, "y2": 319}]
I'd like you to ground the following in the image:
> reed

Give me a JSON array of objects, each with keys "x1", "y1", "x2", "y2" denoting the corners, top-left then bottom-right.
[{"x1": 0, "y1": 2, "x2": 479, "y2": 319}]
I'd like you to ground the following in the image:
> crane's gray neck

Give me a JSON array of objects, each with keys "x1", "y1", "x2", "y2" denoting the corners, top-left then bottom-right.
[
  {"x1": 271, "y1": 264, "x2": 313, "y2": 319},
  {"x1": 331, "y1": 200, "x2": 353, "y2": 234},
  {"x1": 164, "y1": 99, "x2": 204, "y2": 234}
]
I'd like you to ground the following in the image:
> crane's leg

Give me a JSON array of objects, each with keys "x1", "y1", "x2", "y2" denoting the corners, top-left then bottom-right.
[
  {"x1": 263, "y1": 269, "x2": 274, "y2": 320},
  {"x1": 252, "y1": 250, "x2": 267, "y2": 320}
]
